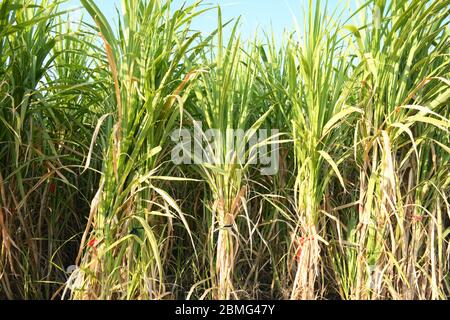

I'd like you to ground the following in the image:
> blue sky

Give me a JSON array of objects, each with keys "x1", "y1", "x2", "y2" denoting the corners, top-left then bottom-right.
[{"x1": 63, "y1": 0, "x2": 355, "y2": 42}]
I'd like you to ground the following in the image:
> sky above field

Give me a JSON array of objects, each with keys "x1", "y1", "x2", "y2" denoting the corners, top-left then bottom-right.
[{"x1": 63, "y1": 0, "x2": 356, "y2": 43}]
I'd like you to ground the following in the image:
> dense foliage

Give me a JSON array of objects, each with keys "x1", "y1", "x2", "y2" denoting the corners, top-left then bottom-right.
[{"x1": 0, "y1": 0, "x2": 449, "y2": 300}]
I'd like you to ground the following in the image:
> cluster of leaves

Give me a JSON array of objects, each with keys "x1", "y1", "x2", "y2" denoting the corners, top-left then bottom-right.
[{"x1": 0, "y1": 0, "x2": 448, "y2": 300}]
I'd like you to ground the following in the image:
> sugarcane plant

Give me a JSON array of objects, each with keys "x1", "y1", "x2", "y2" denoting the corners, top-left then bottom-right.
[
  {"x1": 336, "y1": 0, "x2": 450, "y2": 299},
  {"x1": 71, "y1": 0, "x2": 205, "y2": 299},
  {"x1": 0, "y1": 0, "x2": 104, "y2": 299},
  {"x1": 182, "y1": 8, "x2": 279, "y2": 299}
]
